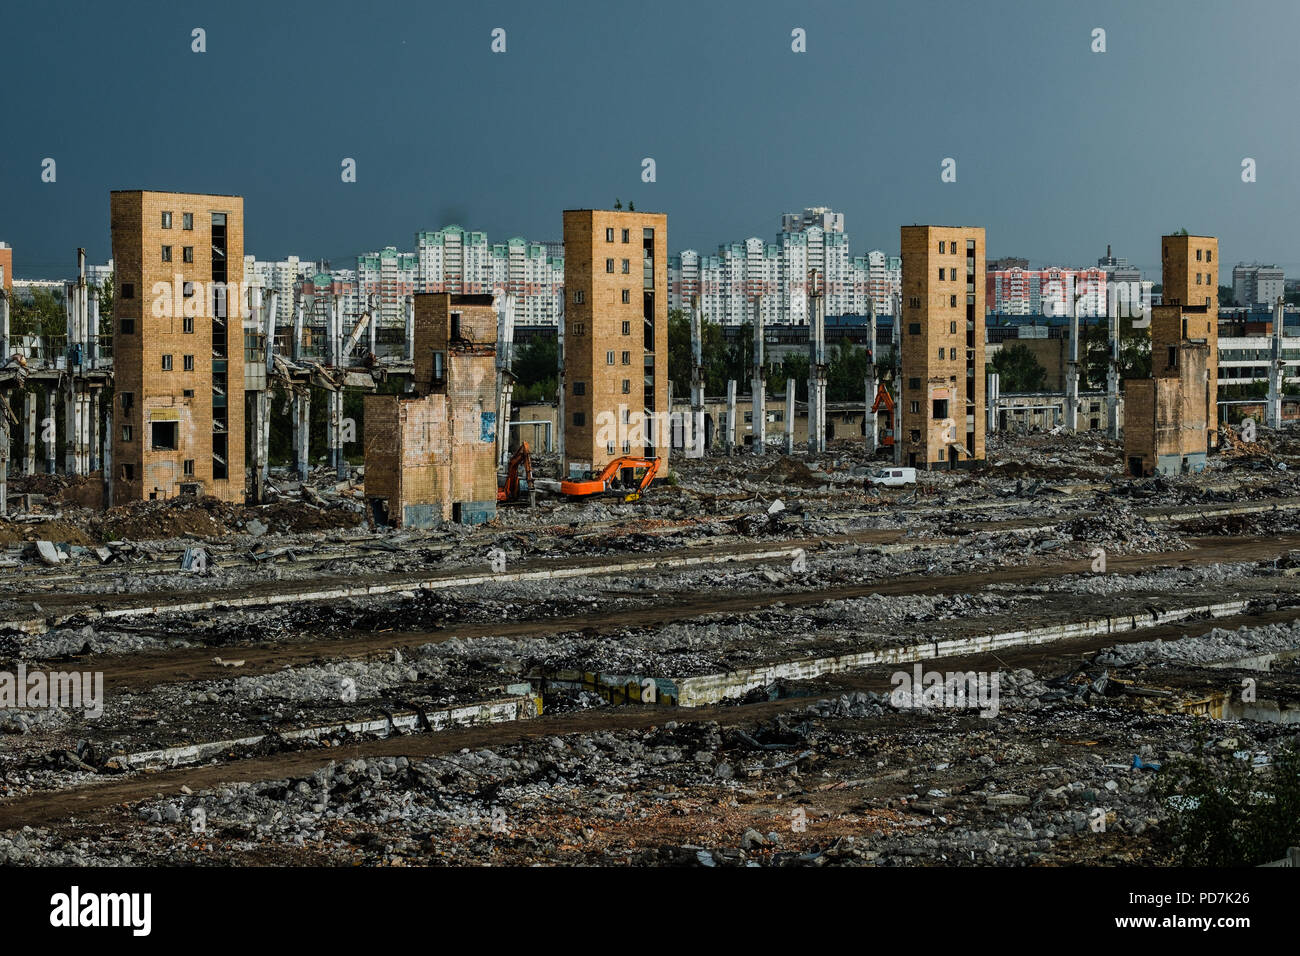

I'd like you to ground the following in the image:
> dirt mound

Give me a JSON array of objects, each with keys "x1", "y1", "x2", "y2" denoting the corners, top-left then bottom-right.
[
  {"x1": 0, "y1": 519, "x2": 96, "y2": 547},
  {"x1": 87, "y1": 495, "x2": 362, "y2": 542},
  {"x1": 759, "y1": 458, "x2": 822, "y2": 487}
]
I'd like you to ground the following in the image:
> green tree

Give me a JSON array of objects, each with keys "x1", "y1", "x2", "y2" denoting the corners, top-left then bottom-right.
[
  {"x1": 9, "y1": 287, "x2": 66, "y2": 337},
  {"x1": 1218, "y1": 285, "x2": 1236, "y2": 307},
  {"x1": 511, "y1": 333, "x2": 558, "y2": 403},
  {"x1": 1157, "y1": 744, "x2": 1300, "y2": 866},
  {"x1": 1082, "y1": 317, "x2": 1152, "y2": 386},
  {"x1": 667, "y1": 307, "x2": 733, "y2": 397},
  {"x1": 990, "y1": 342, "x2": 1047, "y2": 392}
]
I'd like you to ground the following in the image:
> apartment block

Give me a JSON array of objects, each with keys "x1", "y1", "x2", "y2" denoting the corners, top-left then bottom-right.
[
  {"x1": 562, "y1": 209, "x2": 668, "y2": 479},
  {"x1": 1158, "y1": 234, "x2": 1219, "y2": 446},
  {"x1": 898, "y1": 225, "x2": 986, "y2": 470},
  {"x1": 110, "y1": 190, "x2": 245, "y2": 503},
  {"x1": 1232, "y1": 262, "x2": 1284, "y2": 308},
  {"x1": 1124, "y1": 310, "x2": 1210, "y2": 477},
  {"x1": 363, "y1": 293, "x2": 498, "y2": 528}
]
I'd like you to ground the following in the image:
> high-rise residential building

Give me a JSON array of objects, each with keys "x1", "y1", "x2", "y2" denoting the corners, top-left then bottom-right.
[
  {"x1": 0, "y1": 242, "x2": 12, "y2": 293},
  {"x1": 1160, "y1": 234, "x2": 1219, "y2": 447},
  {"x1": 986, "y1": 266, "x2": 1107, "y2": 316},
  {"x1": 667, "y1": 208, "x2": 899, "y2": 323},
  {"x1": 562, "y1": 209, "x2": 668, "y2": 478},
  {"x1": 244, "y1": 256, "x2": 314, "y2": 322},
  {"x1": 782, "y1": 206, "x2": 845, "y2": 234},
  {"x1": 898, "y1": 225, "x2": 986, "y2": 470},
  {"x1": 357, "y1": 246, "x2": 418, "y2": 328},
  {"x1": 110, "y1": 190, "x2": 245, "y2": 503},
  {"x1": 1232, "y1": 263, "x2": 1284, "y2": 308},
  {"x1": 415, "y1": 226, "x2": 563, "y2": 326}
]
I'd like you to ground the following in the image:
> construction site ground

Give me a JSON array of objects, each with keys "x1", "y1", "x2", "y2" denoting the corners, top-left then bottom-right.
[{"x1": 4, "y1": 425, "x2": 1300, "y2": 866}]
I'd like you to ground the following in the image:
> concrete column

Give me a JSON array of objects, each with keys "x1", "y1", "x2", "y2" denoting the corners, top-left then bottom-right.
[
  {"x1": 1268, "y1": 296, "x2": 1284, "y2": 430},
  {"x1": 751, "y1": 295, "x2": 765, "y2": 455},
  {"x1": 0, "y1": 290, "x2": 9, "y2": 360},
  {"x1": 1106, "y1": 297, "x2": 1121, "y2": 439},
  {"x1": 22, "y1": 391, "x2": 35, "y2": 475},
  {"x1": 293, "y1": 390, "x2": 311, "y2": 481},
  {"x1": 64, "y1": 380, "x2": 77, "y2": 476},
  {"x1": 785, "y1": 377, "x2": 796, "y2": 454},
  {"x1": 1065, "y1": 296, "x2": 1080, "y2": 432},
  {"x1": 293, "y1": 297, "x2": 305, "y2": 363},
  {"x1": 89, "y1": 390, "x2": 100, "y2": 472},
  {"x1": 808, "y1": 279, "x2": 827, "y2": 455},
  {"x1": 689, "y1": 296, "x2": 704, "y2": 459},
  {"x1": 0, "y1": 418, "x2": 8, "y2": 516},
  {"x1": 865, "y1": 364, "x2": 878, "y2": 453},
  {"x1": 102, "y1": 407, "x2": 113, "y2": 509},
  {"x1": 330, "y1": 388, "x2": 347, "y2": 480},
  {"x1": 404, "y1": 297, "x2": 415, "y2": 364},
  {"x1": 725, "y1": 379, "x2": 737, "y2": 453},
  {"x1": 987, "y1": 372, "x2": 1000, "y2": 434},
  {"x1": 44, "y1": 384, "x2": 57, "y2": 474}
]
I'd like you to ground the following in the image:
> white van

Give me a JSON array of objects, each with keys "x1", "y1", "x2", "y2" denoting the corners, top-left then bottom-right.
[{"x1": 867, "y1": 467, "x2": 917, "y2": 487}]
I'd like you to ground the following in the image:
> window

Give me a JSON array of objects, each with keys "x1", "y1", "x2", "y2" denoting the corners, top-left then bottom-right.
[
  {"x1": 121, "y1": 464, "x2": 135, "y2": 481},
  {"x1": 950, "y1": 295, "x2": 956, "y2": 307},
  {"x1": 950, "y1": 321, "x2": 957, "y2": 334},
  {"x1": 605, "y1": 228, "x2": 614, "y2": 242},
  {"x1": 183, "y1": 389, "x2": 195, "y2": 398},
  {"x1": 1196, "y1": 273, "x2": 1202, "y2": 285},
  {"x1": 622, "y1": 229, "x2": 630, "y2": 243},
  {"x1": 938, "y1": 348, "x2": 944, "y2": 359},
  {"x1": 933, "y1": 399, "x2": 949, "y2": 418},
  {"x1": 908, "y1": 377, "x2": 921, "y2": 389},
  {"x1": 121, "y1": 425, "x2": 133, "y2": 442},
  {"x1": 622, "y1": 379, "x2": 630, "y2": 394},
  {"x1": 183, "y1": 459, "x2": 195, "y2": 476},
  {"x1": 573, "y1": 412, "x2": 586, "y2": 426},
  {"x1": 622, "y1": 290, "x2": 630, "y2": 304},
  {"x1": 182, "y1": 212, "x2": 193, "y2": 230},
  {"x1": 183, "y1": 246, "x2": 194, "y2": 263},
  {"x1": 151, "y1": 421, "x2": 178, "y2": 450},
  {"x1": 183, "y1": 354, "x2": 194, "y2": 371},
  {"x1": 1196, "y1": 249, "x2": 1202, "y2": 261},
  {"x1": 621, "y1": 259, "x2": 629, "y2": 274},
  {"x1": 574, "y1": 290, "x2": 585, "y2": 304},
  {"x1": 909, "y1": 296, "x2": 920, "y2": 309},
  {"x1": 161, "y1": 245, "x2": 172, "y2": 262},
  {"x1": 572, "y1": 321, "x2": 585, "y2": 335},
  {"x1": 606, "y1": 259, "x2": 615, "y2": 273},
  {"x1": 939, "y1": 268, "x2": 945, "y2": 280},
  {"x1": 120, "y1": 392, "x2": 134, "y2": 412},
  {"x1": 950, "y1": 347, "x2": 957, "y2": 359},
  {"x1": 621, "y1": 351, "x2": 631, "y2": 365},
  {"x1": 1207, "y1": 250, "x2": 1213, "y2": 263},
  {"x1": 939, "y1": 241, "x2": 946, "y2": 253},
  {"x1": 607, "y1": 442, "x2": 616, "y2": 455},
  {"x1": 573, "y1": 381, "x2": 586, "y2": 395},
  {"x1": 183, "y1": 282, "x2": 194, "y2": 298},
  {"x1": 909, "y1": 401, "x2": 919, "y2": 414},
  {"x1": 622, "y1": 320, "x2": 631, "y2": 334},
  {"x1": 119, "y1": 318, "x2": 135, "y2": 334},
  {"x1": 908, "y1": 323, "x2": 921, "y2": 335},
  {"x1": 183, "y1": 316, "x2": 194, "y2": 333},
  {"x1": 606, "y1": 350, "x2": 615, "y2": 365},
  {"x1": 910, "y1": 430, "x2": 921, "y2": 442},
  {"x1": 121, "y1": 283, "x2": 135, "y2": 299},
  {"x1": 161, "y1": 354, "x2": 173, "y2": 370},
  {"x1": 161, "y1": 211, "x2": 172, "y2": 229}
]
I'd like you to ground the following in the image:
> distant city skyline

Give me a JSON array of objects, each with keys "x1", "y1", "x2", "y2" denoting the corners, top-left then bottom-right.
[{"x1": 5, "y1": 1, "x2": 1300, "y2": 278}]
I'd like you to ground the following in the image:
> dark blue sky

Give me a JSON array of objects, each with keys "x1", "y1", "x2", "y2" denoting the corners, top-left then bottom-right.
[{"x1": 3, "y1": 0, "x2": 1298, "y2": 278}]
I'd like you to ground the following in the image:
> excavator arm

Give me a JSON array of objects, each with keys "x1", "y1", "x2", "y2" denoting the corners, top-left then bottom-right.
[{"x1": 560, "y1": 456, "x2": 661, "y2": 499}]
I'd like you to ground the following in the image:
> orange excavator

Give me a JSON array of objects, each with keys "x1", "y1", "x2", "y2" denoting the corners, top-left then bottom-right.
[
  {"x1": 497, "y1": 441, "x2": 534, "y2": 504},
  {"x1": 871, "y1": 383, "x2": 895, "y2": 447},
  {"x1": 560, "y1": 456, "x2": 661, "y2": 502}
]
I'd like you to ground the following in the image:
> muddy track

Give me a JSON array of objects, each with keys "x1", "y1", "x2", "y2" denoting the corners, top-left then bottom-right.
[
  {"x1": 4, "y1": 598, "x2": 1296, "y2": 832},
  {"x1": 17, "y1": 532, "x2": 1300, "y2": 692}
]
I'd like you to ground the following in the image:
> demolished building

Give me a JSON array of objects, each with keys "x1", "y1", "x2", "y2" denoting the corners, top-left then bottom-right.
[
  {"x1": 1123, "y1": 304, "x2": 1212, "y2": 476},
  {"x1": 363, "y1": 293, "x2": 497, "y2": 527}
]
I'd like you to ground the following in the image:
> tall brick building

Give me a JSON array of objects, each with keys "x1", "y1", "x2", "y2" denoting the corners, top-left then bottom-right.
[
  {"x1": 110, "y1": 190, "x2": 245, "y2": 503},
  {"x1": 898, "y1": 225, "x2": 986, "y2": 469},
  {"x1": 0, "y1": 242, "x2": 12, "y2": 293},
  {"x1": 1158, "y1": 234, "x2": 1219, "y2": 447},
  {"x1": 562, "y1": 209, "x2": 668, "y2": 478}
]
